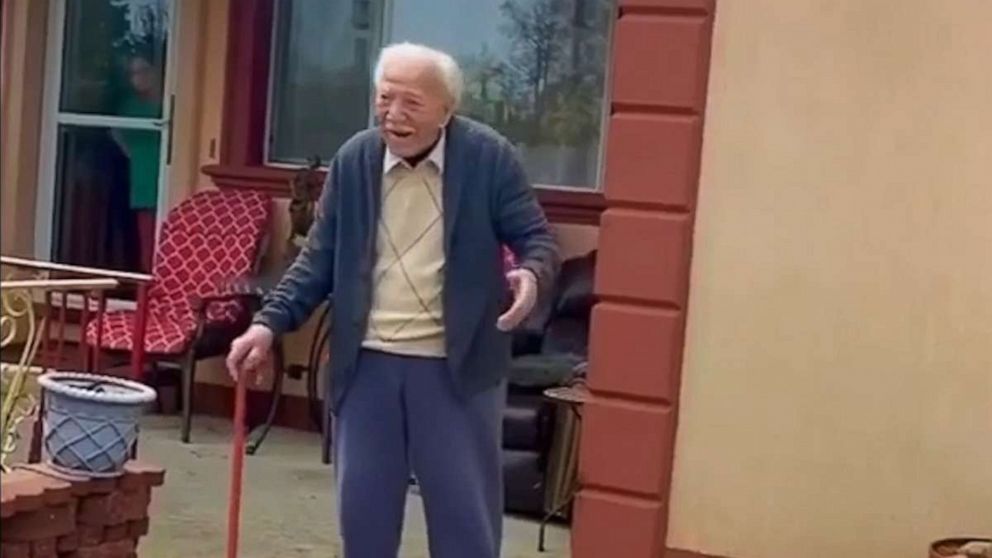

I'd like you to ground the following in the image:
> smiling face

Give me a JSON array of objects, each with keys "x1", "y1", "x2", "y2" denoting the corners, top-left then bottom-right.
[
  {"x1": 127, "y1": 56, "x2": 159, "y2": 98},
  {"x1": 374, "y1": 56, "x2": 453, "y2": 159}
]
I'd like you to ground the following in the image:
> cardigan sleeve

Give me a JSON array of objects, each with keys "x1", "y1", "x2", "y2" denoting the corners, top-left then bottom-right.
[
  {"x1": 492, "y1": 143, "x2": 561, "y2": 291},
  {"x1": 252, "y1": 159, "x2": 338, "y2": 335}
]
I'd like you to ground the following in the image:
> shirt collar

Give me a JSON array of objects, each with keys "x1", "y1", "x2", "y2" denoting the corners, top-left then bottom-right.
[{"x1": 383, "y1": 129, "x2": 446, "y2": 174}]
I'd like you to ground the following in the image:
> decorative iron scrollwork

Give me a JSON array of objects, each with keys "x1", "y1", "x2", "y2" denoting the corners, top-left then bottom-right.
[{"x1": 1, "y1": 281, "x2": 44, "y2": 472}]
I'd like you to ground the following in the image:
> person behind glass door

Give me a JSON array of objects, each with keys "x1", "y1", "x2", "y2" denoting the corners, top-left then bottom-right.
[{"x1": 114, "y1": 52, "x2": 163, "y2": 273}]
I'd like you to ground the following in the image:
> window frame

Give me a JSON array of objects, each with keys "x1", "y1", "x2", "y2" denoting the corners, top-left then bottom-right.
[
  {"x1": 262, "y1": 0, "x2": 385, "y2": 168},
  {"x1": 201, "y1": 0, "x2": 605, "y2": 225}
]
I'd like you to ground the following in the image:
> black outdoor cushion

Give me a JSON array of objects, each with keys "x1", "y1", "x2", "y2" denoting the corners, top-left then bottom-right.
[
  {"x1": 502, "y1": 393, "x2": 548, "y2": 450},
  {"x1": 508, "y1": 353, "x2": 583, "y2": 388},
  {"x1": 555, "y1": 250, "x2": 596, "y2": 319},
  {"x1": 502, "y1": 449, "x2": 546, "y2": 516}
]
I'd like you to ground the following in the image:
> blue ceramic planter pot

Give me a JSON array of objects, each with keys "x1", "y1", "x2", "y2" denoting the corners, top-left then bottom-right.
[{"x1": 38, "y1": 371, "x2": 156, "y2": 477}]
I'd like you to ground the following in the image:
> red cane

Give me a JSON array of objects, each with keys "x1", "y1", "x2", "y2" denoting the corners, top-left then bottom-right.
[{"x1": 227, "y1": 369, "x2": 249, "y2": 558}]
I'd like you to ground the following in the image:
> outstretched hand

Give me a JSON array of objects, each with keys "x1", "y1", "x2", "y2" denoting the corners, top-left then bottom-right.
[{"x1": 497, "y1": 268, "x2": 538, "y2": 332}]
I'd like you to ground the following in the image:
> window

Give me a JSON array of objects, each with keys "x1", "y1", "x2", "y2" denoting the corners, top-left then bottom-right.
[
  {"x1": 267, "y1": 0, "x2": 382, "y2": 165},
  {"x1": 267, "y1": 0, "x2": 613, "y2": 190}
]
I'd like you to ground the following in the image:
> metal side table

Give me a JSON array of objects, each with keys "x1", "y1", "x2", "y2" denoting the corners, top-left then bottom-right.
[{"x1": 538, "y1": 381, "x2": 590, "y2": 552}]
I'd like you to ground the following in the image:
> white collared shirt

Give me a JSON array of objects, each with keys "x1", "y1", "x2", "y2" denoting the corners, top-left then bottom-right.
[{"x1": 383, "y1": 129, "x2": 446, "y2": 176}]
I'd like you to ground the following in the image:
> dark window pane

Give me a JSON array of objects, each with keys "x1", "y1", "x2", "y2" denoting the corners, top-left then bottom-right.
[
  {"x1": 268, "y1": 0, "x2": 383, "y2": 165},
  {"x1": 60, "y1": 0, "x2": 169, "y2": 117},
  {"x1": 53, "y1": 124, "x2": 156, "y2": 272}
]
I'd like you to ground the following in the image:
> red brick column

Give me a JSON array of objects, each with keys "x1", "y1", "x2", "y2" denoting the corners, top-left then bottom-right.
[
  {"x1": 573, "y1": 1, "x2": 717, "y2": 557},
  {"x1": 1, "y1": 462, "x2": 165, "y2": 558}
]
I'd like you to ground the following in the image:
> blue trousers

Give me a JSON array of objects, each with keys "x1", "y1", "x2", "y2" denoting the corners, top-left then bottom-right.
[{"x1": 334, "y1": 350, "x2": 505, "y2": 558}]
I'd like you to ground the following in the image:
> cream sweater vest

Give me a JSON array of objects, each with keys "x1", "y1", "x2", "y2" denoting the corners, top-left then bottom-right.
[{"x1": 362, "y1": 148, "x2": 447, "y2": 357}]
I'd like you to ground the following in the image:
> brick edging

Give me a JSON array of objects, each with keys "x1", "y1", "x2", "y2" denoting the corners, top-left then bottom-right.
[{"x1": 1, "y1": 461, "x2": 165, "y2": 558}]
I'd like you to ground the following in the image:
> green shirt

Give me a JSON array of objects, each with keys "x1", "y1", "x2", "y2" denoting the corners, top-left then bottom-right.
[{"x1": 117, "y1": 95, "x2": 162, "y2": 210}]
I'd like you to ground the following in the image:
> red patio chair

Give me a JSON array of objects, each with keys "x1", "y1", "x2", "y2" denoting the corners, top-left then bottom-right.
[{"x1": 84, "y1": 189, "x2": 273, "y2": 443}]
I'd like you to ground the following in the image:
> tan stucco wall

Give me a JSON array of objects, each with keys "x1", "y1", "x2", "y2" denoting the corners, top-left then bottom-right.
[
  {"x1": 192, "y1": 0, "x2": 227, "y2": 188},
  {"x1": 1, "y1": 0, "x2": 47, "y2": 257},
  {"x1": 164, "y1": 0, "x2": 208, "y2": 207},
  {"x1": 669, "y1": 1, "x2": 992, "y2": 556}
]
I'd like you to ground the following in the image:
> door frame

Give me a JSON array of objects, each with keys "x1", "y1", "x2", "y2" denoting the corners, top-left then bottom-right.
[{"x1": 34, "y1": 0, "x2": 181, "y2": 263}]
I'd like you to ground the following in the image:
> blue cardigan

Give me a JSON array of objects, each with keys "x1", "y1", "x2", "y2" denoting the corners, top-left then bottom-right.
[{"x1": 254, "y1": 116, "x2": 560, "y2": 409}]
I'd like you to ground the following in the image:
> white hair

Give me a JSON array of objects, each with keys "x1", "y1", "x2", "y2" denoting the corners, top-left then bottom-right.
[{"x1": 373, "y1": 42, "x2": 464, "y2": 109}]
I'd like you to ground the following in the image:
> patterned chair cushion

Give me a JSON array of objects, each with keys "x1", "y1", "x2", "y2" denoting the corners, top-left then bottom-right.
[
  {"x1": 85, "y1": 190, "x2": 271, "y2": 356},
  {"x1": 86, "y1": 307, "x2": 193, "y2": 355}
]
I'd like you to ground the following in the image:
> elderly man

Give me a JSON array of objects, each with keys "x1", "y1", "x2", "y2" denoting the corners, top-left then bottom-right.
[{"x1": 227, "y1": 43, "x2": 559, "y2": 557}]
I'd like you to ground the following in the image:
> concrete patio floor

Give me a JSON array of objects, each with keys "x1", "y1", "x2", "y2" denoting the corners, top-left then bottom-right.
[{"x1": 134, "y1": 414, "x2": 571, "y2": 558}]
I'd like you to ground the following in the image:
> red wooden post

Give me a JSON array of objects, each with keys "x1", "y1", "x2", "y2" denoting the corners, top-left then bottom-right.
[
  {"x1": 131, "y1": 284, "x2": 150, "y2": 379},
  {"x1": 227, "y1": 370, "x2": 249, "y2": 558},
  {"x1": 55, "y1": 291, "x2": 67, "y2": 368},
  {"x1": 94, "y1": 292, "x2": 106, "y2": 373},
  {"x1": 42, "y1": 291, "x2": 53, "y2": 368},
  {"x1": 80, "y1": 290, "x2": 91, "y2": 371}
]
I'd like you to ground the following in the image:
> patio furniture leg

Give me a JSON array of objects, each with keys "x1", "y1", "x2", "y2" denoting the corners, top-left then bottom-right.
[
  {"x1": 80, "y1": 291, "x2": 91, "y2": 371},
  {"x1": 131, "y1": 285, "x2": 149, "y2": 380},
  {"x1": 42, "y1": 291, "x2": 52, "y2": 366},
  {"x1": 321, "y1": 388, "x2": 333, "y2": 465},
  {"x1": 131, "y1": 425, "x2": 140, "y2": 459},
  {"x1": 56, "y1": 290, "x2": 66, "y2": 366},
  {"x1": 537, "y1": 492, "x2": 576, "y2": 552},
  {"x1": 246, "y1": 339, "x2": 285, "y2": 455},
  {"x1": 307, "y1": 304, "x2": 331, "y2": 429},
  {"x1": 28, "y1": 396, "x2": 45, "y2": 464},
  {"x1": 94, "y1": 293, "x2": 106, "y2": 373},
  {"x1": 181, "y1": 348, "x2": 198, "y2": 443}
]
